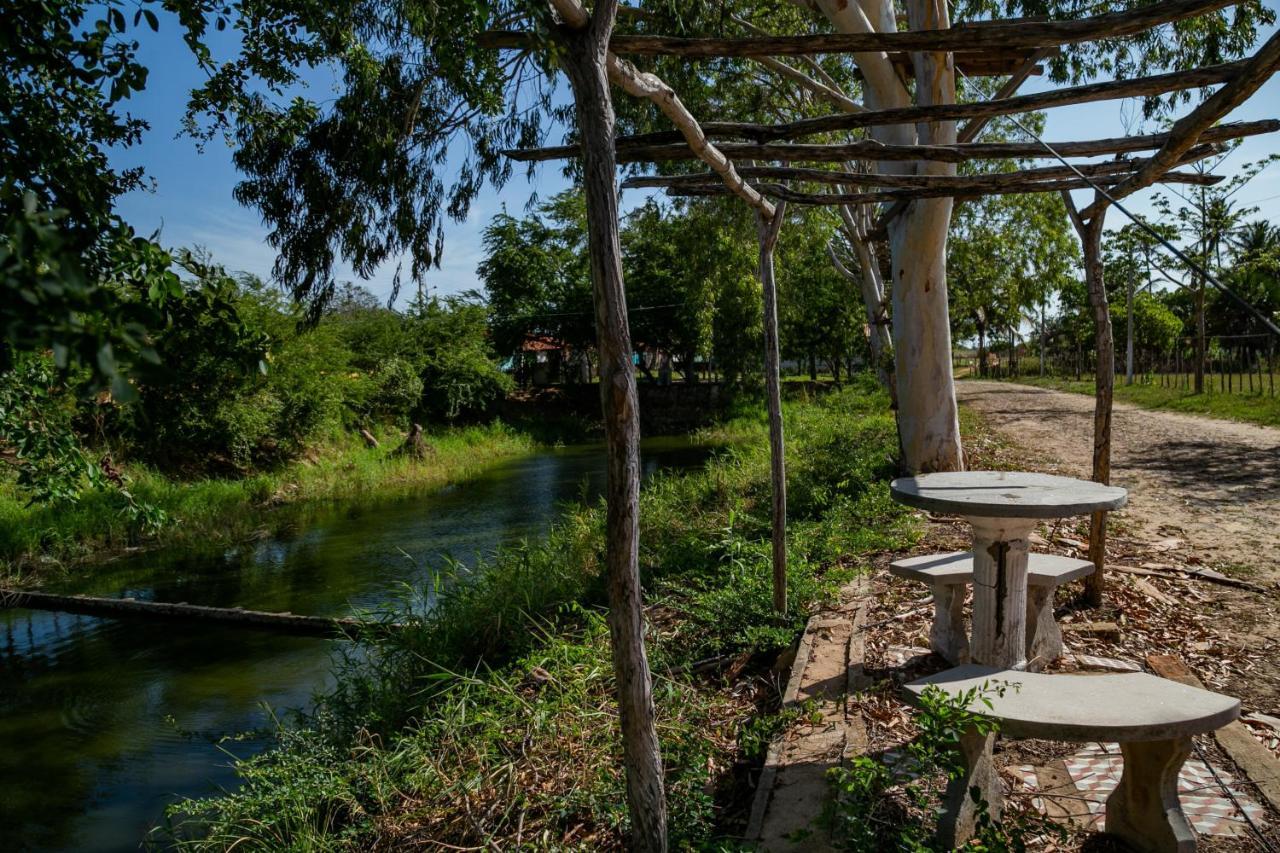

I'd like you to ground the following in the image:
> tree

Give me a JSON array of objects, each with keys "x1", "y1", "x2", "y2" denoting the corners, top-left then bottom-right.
[
  {"x1": 777, "y1": 209, "x2": 862, "y2": 381},
  {"x1": 479, "y1": 192, "x2": 595, "y2": 376},
  {"x1": 1104, "y1": 221, "x2": 1181, "y2": 383},
  {"x1": 949, "y1": 187, "x2": 1077, "y2": 377},
  {"x1": 1152, "y1": 157, "x2": 1278, "y2": 390},
  {"x1": 756, "y1": 0, "x2": 1273, "y2": 472},
  {"x1": 0, "y1": 0, "x2": 245, "y2": 385}
]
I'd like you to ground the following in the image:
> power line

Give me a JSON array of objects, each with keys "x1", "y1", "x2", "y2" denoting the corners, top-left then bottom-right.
[{"x1": 954, "y1": 69, "x2": 1280, "y2": 340}]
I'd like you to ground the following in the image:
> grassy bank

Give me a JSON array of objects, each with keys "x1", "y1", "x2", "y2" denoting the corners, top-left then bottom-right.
[
  {"x1": 978, "y1": 374, "x2": 1280, "y2": 429},
  {"x1": 0, "y1": 423, "x2": 537, "y2": 581},
  {"x1": 165, "y1": 379, "x2": 917, "y2": 850}
]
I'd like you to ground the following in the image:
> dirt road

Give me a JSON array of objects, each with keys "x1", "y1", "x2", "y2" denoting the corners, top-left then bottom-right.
[{"x1": 957, "y1": 380, "x2": 1280, "y2": 580}]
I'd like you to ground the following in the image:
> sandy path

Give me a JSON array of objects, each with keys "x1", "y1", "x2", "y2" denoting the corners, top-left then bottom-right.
[{"x1": 957, "y1": 380, "x2": 1280, "y2": 580}]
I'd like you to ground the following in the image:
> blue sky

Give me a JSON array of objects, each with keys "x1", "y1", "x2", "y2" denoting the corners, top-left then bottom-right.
[{"x1": 110, "y1": 16, "x2": 1280, "y2": 307}]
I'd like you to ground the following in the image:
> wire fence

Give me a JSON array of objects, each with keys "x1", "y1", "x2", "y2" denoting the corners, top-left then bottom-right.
[{"x1": 959, "y1": 335, "x2": 1278, "y2": 398}]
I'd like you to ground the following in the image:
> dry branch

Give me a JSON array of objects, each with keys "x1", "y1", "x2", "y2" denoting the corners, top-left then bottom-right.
[
  {"x1": 872, "y1": 45, "x2": 1054, "y2": 235},
  {"x1": 547, "y1": 0, "x2": 773, "y2": 219},
  {"x1": 605, "y1": 60, "x2": 1247, "y2": 144},
  {"x1": 507, "y1": 119, "x2": 1279, "y2": 164},
  {"x1": 620, "y1": 149, "x2": 1221, "y2": 190},
  {"x1": 666, "y1": 171, "x2": 1222, "y2": 205},
  {"x1": 0, "y1": 589, "x2": 381, "y2": 637},
  {"x1": 479, "y1": 0, "x2": 1240, "y2": 55}
]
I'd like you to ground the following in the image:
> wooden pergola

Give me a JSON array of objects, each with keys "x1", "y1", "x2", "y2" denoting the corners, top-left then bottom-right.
[{"x1": 484, "y1": 2, "x2": 1280, "y2": 847}]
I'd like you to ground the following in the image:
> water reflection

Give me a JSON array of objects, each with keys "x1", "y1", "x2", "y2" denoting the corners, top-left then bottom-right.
[{"x1": 0, "y1": 438, "x2": 710, "y2": 851}]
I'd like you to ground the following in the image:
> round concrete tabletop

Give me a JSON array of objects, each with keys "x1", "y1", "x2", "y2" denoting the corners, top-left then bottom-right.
[{"x1": 890, "y1": 471, "x2": 1127, "y2": 519}]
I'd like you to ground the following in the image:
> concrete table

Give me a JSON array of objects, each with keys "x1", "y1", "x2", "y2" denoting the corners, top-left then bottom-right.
[{"x1": 890, "y1": 471, "x2": 1127, "y2": 671}]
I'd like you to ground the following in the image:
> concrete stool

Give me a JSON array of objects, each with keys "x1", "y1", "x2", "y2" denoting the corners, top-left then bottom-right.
[
  {"x1": 889, "y1": 551, "x2": 1094, "y2": 668},
  {"x1": 905, "y1": 664, "x2": 1240, "y2": 852}
]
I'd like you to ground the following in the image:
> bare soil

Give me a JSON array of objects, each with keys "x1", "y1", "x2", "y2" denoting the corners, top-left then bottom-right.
[
  {"x1": 956, "y1": 380, "x2": 1280, "y2": 582},
  {"x1": 958, "y1": 378, "x2": 1280, "y2": 719}
]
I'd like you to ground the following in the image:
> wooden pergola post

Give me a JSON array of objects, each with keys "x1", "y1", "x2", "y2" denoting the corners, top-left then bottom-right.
[
  {"x1": 756, "y1": 202, "x2": 789, "y2": 613},
  {"x1": 553, "y1": 2, "x2": 667, "y2": 848},
  {"x1": 1063, "y1": 192, "x2": 1113, "y2": 608}
]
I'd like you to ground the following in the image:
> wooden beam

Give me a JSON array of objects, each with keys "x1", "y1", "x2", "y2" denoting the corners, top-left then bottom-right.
[
  {"x1": 479, "y1": 0, "x2": 1241, "y2": 56},
  {"x1": 1094, "y1": 29, "x2": 1280, "y2": 214},
  {"x1": 481, "y1": 29, "x2": 1041, "y2": 75},
  {"x1": 0, "y1": 589, "x2": 383, "y2": 638},
  {"x1": 667, "y1": 171, "x2": 1223, "y2": 205},
  {"x1": 507, "y1": 119, "x2": 1280, "y2": 164},
  {"x1": 883, "y1": 52, "x2": 1043, "y2": 78},
  {"x1": 608, "y1": 60, "x2": 1247, "y2": 144},
  {"x1": 872, "y1": 45, "x2": 1055, "y2": 235},
  {"x1": 621, "y1": 149, "x2": 1221, "y2": 190}
]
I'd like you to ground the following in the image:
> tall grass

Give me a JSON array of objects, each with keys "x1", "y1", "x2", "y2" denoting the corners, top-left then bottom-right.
[
  {"x1": 165, "y1": 378, "x2": 919, "y2": 850},
  {"x1": 0, "y1": 422, "x2": 536, "y2": 581}
]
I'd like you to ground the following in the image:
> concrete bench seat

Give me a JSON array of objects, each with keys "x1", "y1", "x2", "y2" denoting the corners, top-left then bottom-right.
[
  {"x1": 904, "y1": 664, "x2": 1241, "y2": 852},
  {"x1": 889, "y1": 551, "x2": 1093, "y2": 668}
]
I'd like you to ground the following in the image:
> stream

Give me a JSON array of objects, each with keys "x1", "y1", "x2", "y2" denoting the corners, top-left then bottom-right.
[{"x1": 0, "y1": 438, "x2": 712, "y2": 851}]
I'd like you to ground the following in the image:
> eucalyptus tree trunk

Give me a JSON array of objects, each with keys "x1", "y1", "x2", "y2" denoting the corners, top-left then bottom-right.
[
  {"x1": 757, "y1": 206, "x2": 788, "y2": 614},
  {"x1": 803, "y1": 0, "x2": 963, "y2": 473},
  {"x1": 559, "y1": 15, "x2": 667, "y2": 850}
]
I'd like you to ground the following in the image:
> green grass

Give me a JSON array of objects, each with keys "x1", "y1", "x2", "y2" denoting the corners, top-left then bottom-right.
[
  {"x1": 163, "y1": 378, "x2": 919, "y2": 850},
  {"x1": 0, "y1": 423, "x2": 537, "y2": 582},
  {"x1": 978, "y1": 374, "x2": 1280, "y2": 429}
]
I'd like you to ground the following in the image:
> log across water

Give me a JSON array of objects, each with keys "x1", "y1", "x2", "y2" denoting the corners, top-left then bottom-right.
[{"x1": 0, "y1": 589, "x2": 388, "y2": 637}]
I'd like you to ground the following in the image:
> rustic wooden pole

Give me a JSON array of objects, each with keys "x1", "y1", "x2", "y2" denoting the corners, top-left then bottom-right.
[
  {"x1": 662, "y1": 170, "x2": 1219, "y2": 205},
  {"x1": 624, "y1": 152, "x2": 1221, "y2": 192},
  {"x1": 556, "y1": 3, "x2": 667, "y2": 848},
  {"x1": 482, "y1": 0, "x2": 1241, "y2": 57},
  {"x1": 505, "y1": 119, "x2": 1279, "y2": 164},
  {"x1": 757, "y1": 202, "x2": 789, "y2": 614},
  {"x1": 1064, "y1": 192, "x2": 1113, "y2": 608},
  {"x1": 0, "y1": 589, "x2": 384, "y2": 637}
]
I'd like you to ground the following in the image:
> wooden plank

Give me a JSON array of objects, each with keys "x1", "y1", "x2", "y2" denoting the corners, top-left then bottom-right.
[
  {"x1": 1147, "y1": 654, "x2": 1280, "y2": 815},
  {"x1": 480, "y1": 1, "x2": 1240, "y2": 56},
  {"x1": 1034, "y1": 760, "x2": 1095, "y2": 828},
  {"x1": 505, "y1": 118, "x2": 1280, "y2": 163}
]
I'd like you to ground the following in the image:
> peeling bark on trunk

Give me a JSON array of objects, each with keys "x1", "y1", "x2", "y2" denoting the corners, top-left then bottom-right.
[
  {"x1": 559, "y1": 15, "x2": 668, "y2": 851},
  {"x1": 806, "y1": 0, "x2": 962, "y2": 473},
  {"x1": 888, "y1": 198, "x2": 963, "y2": 471}
]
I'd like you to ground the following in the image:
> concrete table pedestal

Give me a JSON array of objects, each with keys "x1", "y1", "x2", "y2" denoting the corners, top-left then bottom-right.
[{"x1": 966, "y1": 515, "x2": 1037, "y2": 671}]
